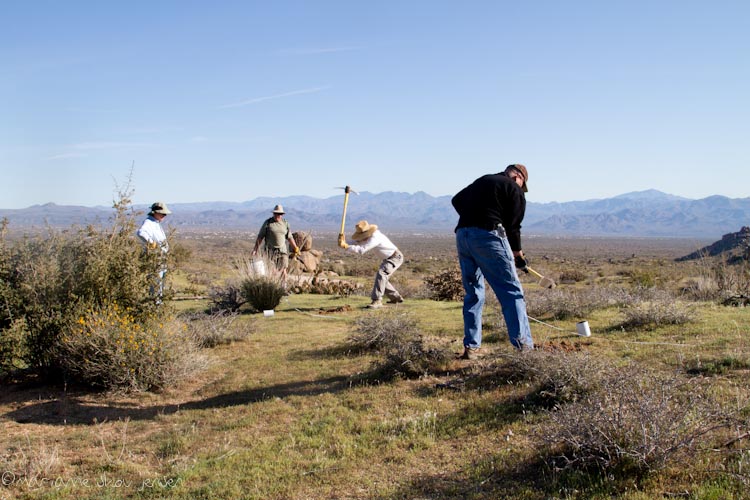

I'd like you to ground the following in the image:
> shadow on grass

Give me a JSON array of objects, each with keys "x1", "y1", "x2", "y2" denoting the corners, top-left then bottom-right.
[{"x1": 2, "y1": 374, "x2": 352, "y2": 426}]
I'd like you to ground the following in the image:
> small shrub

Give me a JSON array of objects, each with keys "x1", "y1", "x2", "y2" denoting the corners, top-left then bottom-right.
[
  {"x1": 620, "y1": 299, "x2": 694, "y2": 330},
  {"x1": 349, "y1": 311, "x2": 421, "y2": 352},
  {"x1": 349, "y1": 311, "x2": 451, "y2": 379},
  {"x1": 208, "y1": 283, "x2": 246, "y2": 312},
  {"x1": 58, "y1": 301, "x2": 205, "y2": 391},
  {"x1": 181, "y1": 311, "x2": 254, "y2": 348},
  {"x1": 241, "y1": 276, "x2": 286, "y2": 312},
  {"x1": 499, "y1": 349, "x2": 610, "y2": 407},
  {"x1": 424, "y1": 267, "x2": 464, "y2": 301},
  {"x1": 540, "y1": 368, "x2": 730, "y2": 475},
  {"x1": 558, "y1": 268, "x2": 588, "y2": 284}
]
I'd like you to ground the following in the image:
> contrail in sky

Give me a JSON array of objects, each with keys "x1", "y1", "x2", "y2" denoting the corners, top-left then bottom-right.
[{"x1": 217, "y1": 86, "x2": 330, "y2": 109}]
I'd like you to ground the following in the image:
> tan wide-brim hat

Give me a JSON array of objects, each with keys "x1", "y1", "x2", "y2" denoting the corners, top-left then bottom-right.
[
  {"x1": 351, "y1": 220, "x2": 378, "y2": 241},
  {"x1": 272, "y1": 204, "x2": 285, "y2": 214},
  {"x1": 149, "y1": 201, "x2": 172, "y2": 215}
]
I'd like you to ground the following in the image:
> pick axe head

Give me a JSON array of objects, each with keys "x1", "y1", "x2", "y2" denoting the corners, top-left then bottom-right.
[{"x1": 526, "y1": 266, "x2": 556, "y2": 289}]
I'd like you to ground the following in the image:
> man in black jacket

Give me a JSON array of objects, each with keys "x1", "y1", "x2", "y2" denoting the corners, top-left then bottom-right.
[{"x1": 452, "y1": 164, "x2": 534, "y2": 359}]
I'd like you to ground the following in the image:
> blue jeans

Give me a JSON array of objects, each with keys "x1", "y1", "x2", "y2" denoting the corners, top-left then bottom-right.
[{"x1": 456, "y1": 226, "x2": 533, "y2": 350}]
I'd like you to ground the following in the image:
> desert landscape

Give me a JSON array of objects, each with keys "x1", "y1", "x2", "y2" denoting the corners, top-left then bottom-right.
[{"x1": 3, "y1": 222, "x2": 750, "y2": 499}]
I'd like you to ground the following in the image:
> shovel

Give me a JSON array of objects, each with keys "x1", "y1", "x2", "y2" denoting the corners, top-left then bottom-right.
[{"x1": 526, "y1": 266, "x2": 556, "y2": 289}]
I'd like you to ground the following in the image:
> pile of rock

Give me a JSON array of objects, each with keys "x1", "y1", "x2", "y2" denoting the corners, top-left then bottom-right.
[{"x1": 289, "y1": 231, "x2": 323, "y2": 273}]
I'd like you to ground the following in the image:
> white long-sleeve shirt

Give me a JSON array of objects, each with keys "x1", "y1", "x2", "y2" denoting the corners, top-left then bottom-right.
[
  {"x1": 136, "y1": 215, "x2": 169, "y2": 253},
  {"x1": 346, "y1": 230, "x2": 397, "y2": 259}
]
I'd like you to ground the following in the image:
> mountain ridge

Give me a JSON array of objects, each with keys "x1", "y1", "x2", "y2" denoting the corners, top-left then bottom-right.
[{"x1": 2, "y1": 190, "x2": 748, "y2": 239}]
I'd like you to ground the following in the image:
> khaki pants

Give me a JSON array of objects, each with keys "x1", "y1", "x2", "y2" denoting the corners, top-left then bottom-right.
[{"x1": 371, "y1": 250, "x2": 403, "y2": 302}]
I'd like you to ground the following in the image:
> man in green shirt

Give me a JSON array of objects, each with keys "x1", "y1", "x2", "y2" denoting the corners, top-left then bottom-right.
[{"x1": 252, "y1": 204, "x2": 300, "y2": 281}]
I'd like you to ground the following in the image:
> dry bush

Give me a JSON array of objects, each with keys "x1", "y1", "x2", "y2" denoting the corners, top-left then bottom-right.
[
  {"x1": 424, "y1": 267, "x2": 464, "y2": 301},
  {"x1": 58, "y1": 302, "x2": 206, "y2": 391},
  {"x1": 540, "y1": 368, "x2": 732, "y2": 475},
  {"x1": 620, "y1": 298, "x2": 694, "y2": 330},
  {"x1": 349, "y1": 311, "x2": 451, "y2": 379},
  {"x1": 208, "y1": 282, "x2": 246, "y2": 312},
  {"x1": 526, "y1": 286, "x2": 612, "y2": 320},
  {"x1": 289, "y1": 274, "x2": 362, "y2": 297},
  {"x1": 349, "y1": 311, "x2": 421, "y2": 352},
  {"x1": 558, "y1": 268, "x2": 588, "y2": 284},
  {"x1": 681, "y1": 257, "x2": 750, "y2": 303},
  {"x1": 181, "y1": 310, "x2": 254, "y2": 348},
  {"x1": 498, "y1": 350, "x2": 611, "y2": 407}
]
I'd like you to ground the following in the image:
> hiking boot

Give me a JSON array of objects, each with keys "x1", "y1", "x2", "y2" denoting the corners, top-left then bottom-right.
[
  {"x1": 387, "y1": 296, "x2": 404, "y2": 304},
  {"x1": 460, "y1": 347, "x2": 480, "y2": 360},
  {"x1": 366, "y1": 300, "x2": 383, "y2": 309}
]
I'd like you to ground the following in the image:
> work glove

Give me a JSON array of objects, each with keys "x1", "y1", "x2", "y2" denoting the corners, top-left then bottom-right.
[
  {"x1": 338, "y1": 234, "x2": 348, "y2": 249},
  {"x1": 293, "y1": 247, "x2": 301, "y2": 257},
  {"x1": 514, "y1": 255, "x2": 529, "y2": 273}
]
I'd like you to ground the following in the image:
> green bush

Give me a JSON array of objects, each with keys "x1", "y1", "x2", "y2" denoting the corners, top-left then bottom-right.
[{"x1": 0, "y1": 183, "x2": 186, "y2": 389}]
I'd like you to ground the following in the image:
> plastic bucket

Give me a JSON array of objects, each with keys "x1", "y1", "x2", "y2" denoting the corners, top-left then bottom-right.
[
  {"x1": 576, "y1": 321, "x2": 592, "y2": 337},
  {"x1": 251, "y1": 259, "x2": 266, "y2": 276}
]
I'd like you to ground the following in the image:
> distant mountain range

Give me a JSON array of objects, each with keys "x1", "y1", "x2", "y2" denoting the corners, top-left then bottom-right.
[{"x1": 2, "y1": 189, "x2": 748, "y2": 239}]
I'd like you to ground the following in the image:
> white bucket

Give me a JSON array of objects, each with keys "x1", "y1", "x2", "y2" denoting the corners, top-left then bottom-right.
[
  {"x1": 251, "y1": 259, "x2": 266, "y2": 276},
  {"x1": 263, "y1": 309, "x2": 274, "y2": 317},
  {"x1": 576, "y1": 321, "x2": 592, "y2": 337}
]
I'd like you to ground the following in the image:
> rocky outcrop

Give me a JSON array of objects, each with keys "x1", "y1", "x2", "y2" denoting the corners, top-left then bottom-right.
[
  {"x1": 676, "y1": 226, "x2": 750, "y2": 262},
  {"x1": 289, "y1": 231, "x2": 323, "y2": 273}
]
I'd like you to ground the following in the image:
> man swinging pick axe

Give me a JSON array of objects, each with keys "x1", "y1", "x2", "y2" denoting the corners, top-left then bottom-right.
[{"x1": 336, "y1": 186, "x2": 404, "y2": 309}]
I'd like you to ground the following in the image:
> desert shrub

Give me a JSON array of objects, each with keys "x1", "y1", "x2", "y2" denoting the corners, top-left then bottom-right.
[
  {"x1": 241, "y1": 276, "x2": 286, "y2": 312},
  {"x1": 349, "y1": 311, "x2": 451, "y2": 379},
  {"x1": 540, "y1": 368, "x2": 730, "y2": 475},
  {"x1": 620, "y1": 298, "x2": 694, "y2": 330},
  {"x1": 499, "y1": 350, "x2": 611, "y2": 407},
  {"x1": 424, "y1": 267, "x2": 464, "y2": 301},
  {"x1": 57, "y1": 301, "x2": 205, "y2": 391},
  {"x1": 0, "y1": 183, "x2": 171, "y2": 375},
  {"x1": 181, "y1": 310, "x2": 254, "y2": 348},
  {"x1": 558, "y1": 268, "x2": 588, "y2": 284},
  {"x1": 208, "y1": 283, "x2": 246, "y2": 312},
  {"x1": 349, "y1": 311, "x2": 421, "y2": 352},
  {"x1": 526, "y1": 287, "x2": 602, "y2": 320},
  {"x1": 681, "y1": 257, "x2": 750, "y2": 303}
]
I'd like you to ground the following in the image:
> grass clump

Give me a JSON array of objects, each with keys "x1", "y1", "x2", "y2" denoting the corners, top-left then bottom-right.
[
  {"x1": 620, "y1": 298, "x2": 694, "y2": 330},
  {"x1": 240, "y1": 276, "x2": 286, "y2": 312}
]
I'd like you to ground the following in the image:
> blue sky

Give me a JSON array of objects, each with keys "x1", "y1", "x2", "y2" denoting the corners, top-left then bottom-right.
[{"x1": 1, "y1": 1, "x2": 748, "y2": 209}]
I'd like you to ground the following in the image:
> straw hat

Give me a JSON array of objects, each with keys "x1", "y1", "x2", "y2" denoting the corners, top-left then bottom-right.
[
  {"x1": 149, "y1": 201, "x2": 171, "y2": 215},
  {"x1": 272, "y1": 204, "x2": 285, "y2": 214},
  {"x1": 351, "y1": 220, "x2": 378, "y2": 242}
]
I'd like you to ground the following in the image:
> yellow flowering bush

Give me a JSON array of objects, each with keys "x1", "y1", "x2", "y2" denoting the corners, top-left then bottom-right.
[{"x1": 59, "y1": 301, "x2": 204, "y2": 391}]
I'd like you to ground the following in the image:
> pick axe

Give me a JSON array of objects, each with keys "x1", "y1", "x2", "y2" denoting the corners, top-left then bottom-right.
[
  {"x1": 335, "y1": 185, "x2": 358, "y2": 243},
  {"x1": 526, "y1": 266, "x2": 556, "y2": 289}
]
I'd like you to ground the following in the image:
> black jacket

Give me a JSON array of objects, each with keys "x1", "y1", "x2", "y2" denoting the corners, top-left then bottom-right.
[{"x1": 451, "y1": 172, "x2": 526, "y2": 251}]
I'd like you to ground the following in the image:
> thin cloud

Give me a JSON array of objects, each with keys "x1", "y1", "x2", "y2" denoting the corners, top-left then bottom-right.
[
  {"x1": 72, "y1": 141, "x2": 153, "y2": 150},
  {"x1": 217, "y1": 86, "x2": 330, "y2": 109},
  {"x1": 47, "y1": 152, "x2": 88, "y2": 160},
  {"x1": 278, "y1": 46, "x2": 364, "y2": 55}
]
